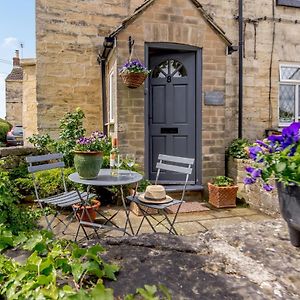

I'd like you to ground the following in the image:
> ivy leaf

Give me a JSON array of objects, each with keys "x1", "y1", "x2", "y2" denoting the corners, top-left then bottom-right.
[
  {"x1": 103, "y1": 263, "x2": 119, "y2": 281},
  {"x1": 72, "y1": 246, "x2": 86, "y2": 259},
  {"x1": 85, "y1": 261, "x2": 104, "y2": 278},
  {"x1": 90, "y1": 283, "x2": 114, "y2": 300},
  {"x1": 40, "y1": 283, "x2": 59, "y2": 299},
  {"x1": 71, "y1": 262, "x2": 84, "y2": 282},
  {"x1": 36, "y1": 274, "x2": 54, "y2": 285},
  {"x1": 26, "y1": 252, "x2": 42, "y2": 272},
  {"x1": 13, "y1": 232, "x2": 27, "y2": 247},
  {"x1": 276, "y1": 162, "x2": 287, "y2": 173},
  {"x1": 87, "y1": 244, "x2": 105, "y2": 255},
  {"x1": 23, "y1": 232, "x2": 43, "y2": 251},
  {"x1": 55, "y1": 258, "x2": 71, "y2": 274},
  {"x1": 136, "y1": 285, "x2": 159, "y2": 300},
  {"x1": 158, "y1": 284, "x2": 172, "y2": 300}
]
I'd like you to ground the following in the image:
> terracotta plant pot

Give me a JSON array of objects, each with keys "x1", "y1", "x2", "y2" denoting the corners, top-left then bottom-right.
[
  {"x1": 208, "y1": 182, "x2": 238, "y2": 208},
  {"x1": 73, "y1": 199, "x2": 101, "y2": 222},
  {"x1": 74, "y1": 151, "x2": 103, "y2": 179}
]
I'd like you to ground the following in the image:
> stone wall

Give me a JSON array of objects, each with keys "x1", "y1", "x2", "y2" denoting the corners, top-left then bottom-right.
[
  {"x1": 0, "y1": 146, "x2": 38, "y2": 172},
  {"x1": 21, "y1": 59, "x2": 38, "y2": 145},
  {"x1": 5, "y1": 81, "x2": 23, "y2": 126},
  {"x1": 200, "y1": 0, "x2": 300, "y2": 142},
  {"x1": 227, "y1": 157, "x2": 280, "y2": 217}
]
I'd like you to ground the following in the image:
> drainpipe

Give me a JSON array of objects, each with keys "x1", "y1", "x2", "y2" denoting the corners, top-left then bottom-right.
[
  {"x1": 238, "y1": 0, "x2": 244, "y2": 138},
  {"x1": 99, "y1": 57, "x2": 108, "y2": 136},
  {"x1": 98, "y1": 36, "x2": 115, "y2": 136}
]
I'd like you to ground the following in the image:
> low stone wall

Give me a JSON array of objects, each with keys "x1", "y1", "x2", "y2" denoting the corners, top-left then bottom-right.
[
  {"x1": 227, "y1": 157, "x2": 280, "y2": 217},
  {"x1": 0, "y1": 146, "x2": 38, "y2": 171}
]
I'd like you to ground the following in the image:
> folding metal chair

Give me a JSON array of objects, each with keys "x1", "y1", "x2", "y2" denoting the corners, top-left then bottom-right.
[
  {"x1": 127, "y1": 154, "x2": 194, "y2": 235},
  {"x1": 26, "y1": 153, "x2": 94, "y2": 233}
]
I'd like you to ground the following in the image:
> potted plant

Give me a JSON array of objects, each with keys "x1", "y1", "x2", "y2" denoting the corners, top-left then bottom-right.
[
  {"x1": 73, "y1": 199, "x2": 101, "y2": 222},
  {"x1": 244, "y1": 122, "x2": 300, "y2": 247},
  {"x1": 119, "y1": 59, "x2": 150, "y2": 88},
  {"x1": 208, "y1": 176, "x2": 238, "y2": 208},
  {"x1": 73, "y1": 131, "x2": 111, "y2": 179}
]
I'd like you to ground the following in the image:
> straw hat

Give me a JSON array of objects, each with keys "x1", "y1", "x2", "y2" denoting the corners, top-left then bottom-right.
[{"x1": 138, "y1": 185, "x2": 173, "y2": 204}]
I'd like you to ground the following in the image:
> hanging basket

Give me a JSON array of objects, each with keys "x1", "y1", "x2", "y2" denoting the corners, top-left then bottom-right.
[{"x1": 120, "y1": 72, "x2": 148, "y2": 89}]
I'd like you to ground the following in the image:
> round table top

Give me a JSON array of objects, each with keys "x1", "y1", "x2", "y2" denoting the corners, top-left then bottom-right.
[{"x1": 68, "y1": 169, "x2": 143, "y2": 186}]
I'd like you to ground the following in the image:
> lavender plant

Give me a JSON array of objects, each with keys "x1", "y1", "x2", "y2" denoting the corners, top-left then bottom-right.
[
  {"x1": 244, "y1": 122, "x2": 300, "y2": 191},
  {"x1": 74, "y1": 131, "x2": 111, "y2": 153}
]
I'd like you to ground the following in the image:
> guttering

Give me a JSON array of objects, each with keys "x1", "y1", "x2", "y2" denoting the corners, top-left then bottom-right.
[
  {"x1": 238, "y1": 0, "x2": 244, "y2": 138},
  {"x1": 97, "y1": 37, "x2": 115, "y2": 135}
]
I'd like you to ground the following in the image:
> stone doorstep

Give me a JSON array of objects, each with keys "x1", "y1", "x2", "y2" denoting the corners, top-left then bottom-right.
[{"x1": 130, "y1": 201, "x2": 210, "y2": 216}]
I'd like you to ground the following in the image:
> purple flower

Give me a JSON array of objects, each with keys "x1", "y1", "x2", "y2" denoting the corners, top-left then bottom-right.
[
  {"x1": 251, "y1": 168, "x2": 262, "y2": 178},
  {"x1": 249, "y1": 146, "x2": 263, "y2": 161},
  {"x1": 256, "y1": 140, "x2": 269, "y2": 149},
  {"x1": 243, "y1": 177, "x2": 256, "y2": 185},
  {"x1": 245, "y1": 166, "x2": 255, "y2": 173},
  {"x1": 263, "y1": 183, "x2": 274, "y2": 192}
]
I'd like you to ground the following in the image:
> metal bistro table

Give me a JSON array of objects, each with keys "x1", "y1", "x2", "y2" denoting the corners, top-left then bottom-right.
[{"x1": 68, "y1": 169, "x2": 142, "y2": 241}]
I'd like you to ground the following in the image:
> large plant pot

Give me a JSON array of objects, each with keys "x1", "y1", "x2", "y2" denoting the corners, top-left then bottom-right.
[
  {"x1": 276, "y1": 182, "x2": 300, "y2": 247},
  {"x1": 208, "y1": 183, "x2": 238, "y2": 208},
  {"x1": 74, "y1": 151, "x2": 103, "y2": 179},
  {"x1": 73, "y1": 199, "x2": 101, "y2": 222}
]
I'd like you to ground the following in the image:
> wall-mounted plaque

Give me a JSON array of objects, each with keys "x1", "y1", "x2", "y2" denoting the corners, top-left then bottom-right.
[
  {"x1": 277, "y1": 0, "x2": 300, "y2": 8},
  {"x1": 204, "y1": 91, "x2": 224, "y2": 106}
]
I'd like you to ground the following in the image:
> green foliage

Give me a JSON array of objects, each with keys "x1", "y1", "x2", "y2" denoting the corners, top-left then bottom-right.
[
  {"x1": 15, "y1": 167, "x2": 76, "y2": 199},
  {"x1": 0, "y1": 228, "x2": 119, "y2": 299},
  {"x1": 260, "y1": 143, "x2": 300, "y2": 185},
  {"x1": 0, "y1": 164, "x2": 41, "y2": 234},
  {"x1": 27, "y1": 133, "x2": 55, "y2": 153},
  {"x1": 212, "y1": 176, "x2": 234, "y2": 187},
  {"x1": 0, "y1": 118, "x2": 11, "y2": 143},
  {"x1": 227, "y1": 138, "x2": 251, "y2": 159},
  {"x1": 56, "y1": 108, "x2": 86, "y2": 167}
]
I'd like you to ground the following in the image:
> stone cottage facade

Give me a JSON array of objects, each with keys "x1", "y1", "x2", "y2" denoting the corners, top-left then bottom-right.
[
  {"x1": 29, "y1": 0, "x2": 300, "y2": 185},
  {"x1": 5, "y1": 50, "x2": 23, "y2": 126}
]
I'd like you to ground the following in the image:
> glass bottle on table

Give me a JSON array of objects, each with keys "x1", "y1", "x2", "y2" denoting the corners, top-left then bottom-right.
[{"x1": 110, "y1": 138, "x2": 119, "y2": 176}]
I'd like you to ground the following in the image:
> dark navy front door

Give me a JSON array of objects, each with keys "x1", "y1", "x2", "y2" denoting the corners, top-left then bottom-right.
[{"x1": 149, "y1": 52, "x2": 196, "y2": 183}]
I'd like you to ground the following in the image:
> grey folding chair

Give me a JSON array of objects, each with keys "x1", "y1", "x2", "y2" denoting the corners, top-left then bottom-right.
[
  {"x1": 26, "y1": 153, "x2": 94, "y2": 233},
  {"x1": 127, "y1": 154, "x2": 194, "y2": 235}
]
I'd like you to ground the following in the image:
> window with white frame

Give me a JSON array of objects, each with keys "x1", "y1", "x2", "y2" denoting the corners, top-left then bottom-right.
[
  {"x1": 109, "y1": 65, "x2": 116, "y2": 123},
  {"x1": 279, "y1": 64, "x2": 300, "y2": 125}
]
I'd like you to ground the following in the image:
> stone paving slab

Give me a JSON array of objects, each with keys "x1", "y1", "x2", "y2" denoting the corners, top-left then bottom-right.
[{"x1": 84, "y1": 219, "x2": 300, "y2": 300}]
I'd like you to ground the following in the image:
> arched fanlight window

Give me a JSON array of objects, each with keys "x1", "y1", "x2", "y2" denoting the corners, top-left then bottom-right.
[{"x1": 152, "y1": 59, "x2": 187, "y2": 78}]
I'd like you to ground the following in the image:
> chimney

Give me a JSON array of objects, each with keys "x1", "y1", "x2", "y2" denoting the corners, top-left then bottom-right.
[{"x1": 13, "y1": 50, "x2": 20, "y2": 67}]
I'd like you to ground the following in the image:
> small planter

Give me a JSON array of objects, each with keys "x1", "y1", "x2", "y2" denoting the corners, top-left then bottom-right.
[
  {"x1": 120, "y1": 72, "x2": 147, "y2": 89},
  {"x1": 73, "y1": 199, "x2": 101, "y2": 222},
  {"x1": 208, "y1": 182, "x2": 238, "y2": 208},
  {"x1": 74, "y1": 151, "x2": 103, "y2": 179},
  {"x1": 276, "y1": 182, "x2": 300, "y2": 247}
]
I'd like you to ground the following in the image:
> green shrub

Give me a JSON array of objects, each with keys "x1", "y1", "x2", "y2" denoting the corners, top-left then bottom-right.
[
  {"x1": 211, "y1": 176, "x2": 234, "y2": 187},
  {"x1": 15, "y1": 167, "x2": 76, "y2": 199},
  {"x1": 27, "y1": 133, "x2": 55, "y2": 153},
  {"x1": 0, "y1": 165, "x2": 39, "y2": 233},
  {"x1": 56, "y1": 107, "x2": 86, "y2": 167},
  {"x1": 0, "y1": 118, "x2": 11, "y2": 143},
  {"x1": 227, "y1": 138, "x2": 251, "y2": 159}
]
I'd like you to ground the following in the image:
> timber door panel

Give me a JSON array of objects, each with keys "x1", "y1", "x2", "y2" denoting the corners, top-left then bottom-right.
[{"x1": 149, "y1": 52, "x2": 196, "y2": 183}]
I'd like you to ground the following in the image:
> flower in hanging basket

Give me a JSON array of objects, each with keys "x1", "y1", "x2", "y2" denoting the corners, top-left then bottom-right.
[{"x1": 119, "y1": 60, "x2": 150, "y2": 88}]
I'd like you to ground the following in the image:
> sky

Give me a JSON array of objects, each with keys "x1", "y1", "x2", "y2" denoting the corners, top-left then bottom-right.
[{"x1": 0, "y1": 1, "x2": 35, "y2": 119}]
